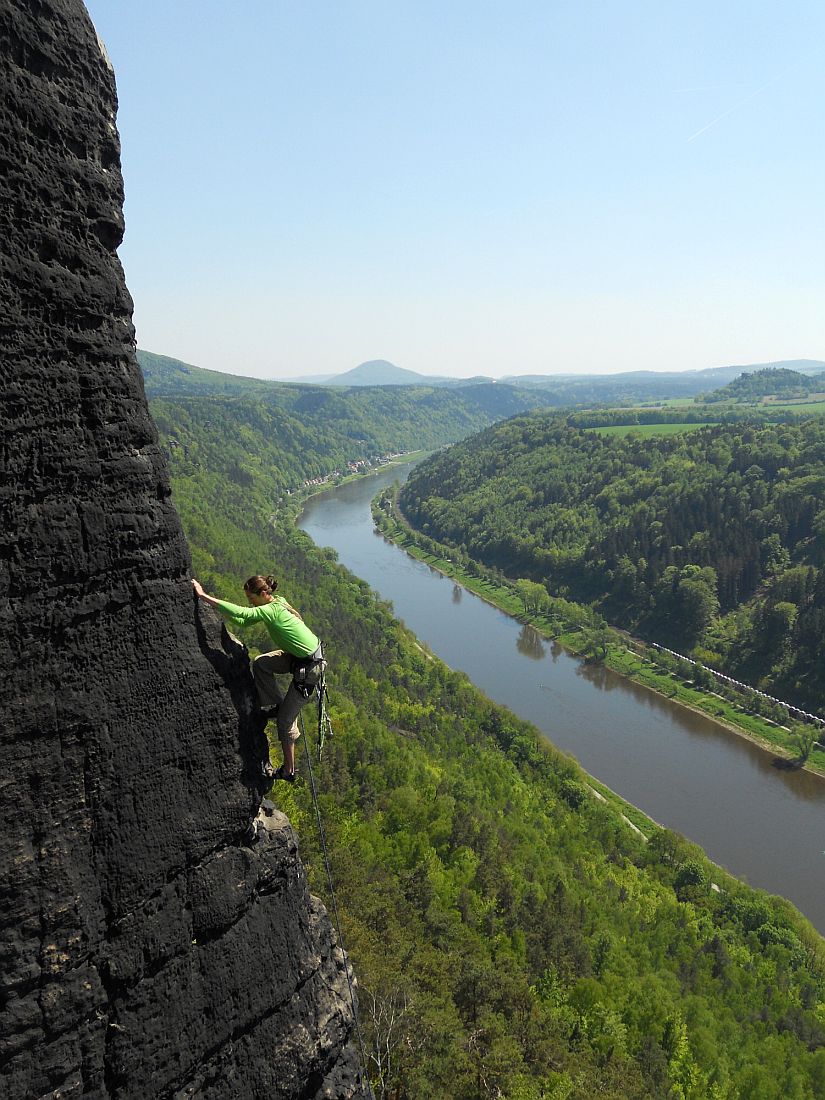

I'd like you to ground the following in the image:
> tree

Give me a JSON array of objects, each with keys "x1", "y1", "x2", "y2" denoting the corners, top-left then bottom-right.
[
  {"x1": 675, "y1": 566, "x2": 720, "y2": 650},
  {"x1": 674, "y1": 859, "x2": 709, "y2": 902},
  {"x1": 515, "y1": 578, "x2": 548, "y2": 617},
  {"x1": 760, "y1": 533, "x2": 790, "y2": 577},
  {"x1": 580, "y1": 624, "x2": 611, "y2": 664},
  {"x1": 790, "y1": 723, "x2": 818, "y2": 764},
  {"x1": 756, "y1": 600, "x2": 798, "y2": 655},
  {"x1": 363, "y1": 983, "x2": 423, "y2": 1099}
]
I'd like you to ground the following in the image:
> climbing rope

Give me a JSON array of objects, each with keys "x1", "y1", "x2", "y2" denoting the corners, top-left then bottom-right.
[{"x1": 298, "y1": 707, "x2": 374, "y2": 1099}]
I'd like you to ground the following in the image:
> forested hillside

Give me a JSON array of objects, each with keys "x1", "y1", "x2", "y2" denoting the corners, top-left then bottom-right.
[
  {"x1": 138, "y1": 350, "x2": 284, "y2": 396},
  {"x1": 399, "y1": 412, "x2": 825, "y2": 711},
  {"x1": 142, "y1": 351, "x2": 558, "y2": 511},
  {"x1": 151, "y1": 397, "x2": 825, "y2": 1099},
  {"x1": 140, "y1": 351, "x2": 550, "y2": 433},
  {"x1": 147, "y1": 388, "x2": 546, "y2": 511}
]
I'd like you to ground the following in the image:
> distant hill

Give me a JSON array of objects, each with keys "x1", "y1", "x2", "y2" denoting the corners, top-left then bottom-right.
[
  {"x1": 138, "y1": 349, "x2": 500, "y2": 402},
  {"x1": 324, "y1": 358, "x2": 825, "y2": 392},
  {"x1": 496, "y1": 361, "x2": 825, "y2": 406},
  {"x1": 325, "y1": 359, "x2": 443, "y2": 386},
  {"x1": 140, "y1": 349, "x2": 825, "y2": 407},
  {"x1": 281, "y1": 371, "x2": 337, "y2": 385},
  {"x1": 714, "y1": 359, "x2": 825, "y2": 376},
  {"x1": 323, "y1": 359, "x2": 495, "y2": 388},
  {"x1": 505, "y1": 360, "x2": 825, "y2": 387},
  {"x1": 703, "y1": 367, "x2": 825, "y2": 404},
  {"x1": 142, "y1": 352, "x2": 491, "y2": 391}
]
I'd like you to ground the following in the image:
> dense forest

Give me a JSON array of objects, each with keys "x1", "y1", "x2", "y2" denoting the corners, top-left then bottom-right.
[
  {"x1": 150, "y1": 390, "x2": 825, "y2": 1099},
  {"x1": 399, "y1": 412, "x2": 825, "y2": 711}
]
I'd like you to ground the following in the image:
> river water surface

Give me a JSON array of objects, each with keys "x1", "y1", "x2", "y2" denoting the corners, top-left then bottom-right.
[{"x1": 299, "y1": 462, "x2": 825, "y2": 932}]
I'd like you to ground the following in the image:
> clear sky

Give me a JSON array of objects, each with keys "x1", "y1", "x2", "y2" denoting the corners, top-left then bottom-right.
[{"x1": 85, "y1": 0, "x2": 825, "y2": 380}]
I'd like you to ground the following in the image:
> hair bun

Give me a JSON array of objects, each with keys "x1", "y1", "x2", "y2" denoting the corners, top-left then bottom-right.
[{"x1": 265, "y1": 574, "x2": 278, "y2": 591}]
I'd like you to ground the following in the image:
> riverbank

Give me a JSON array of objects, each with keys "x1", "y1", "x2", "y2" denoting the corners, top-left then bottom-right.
[{"x1": 372, "y1": 484, "x2": 825, "y2": 779}]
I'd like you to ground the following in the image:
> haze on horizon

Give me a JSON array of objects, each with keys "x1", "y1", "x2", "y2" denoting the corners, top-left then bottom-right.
[{"x1": 86, "y1": 0, "x2": 825, "y2": 382}]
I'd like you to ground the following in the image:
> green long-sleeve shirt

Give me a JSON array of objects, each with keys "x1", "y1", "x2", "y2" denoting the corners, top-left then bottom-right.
[{"x1": 213, "y1": 596, "x2": 319, "y2": 657}]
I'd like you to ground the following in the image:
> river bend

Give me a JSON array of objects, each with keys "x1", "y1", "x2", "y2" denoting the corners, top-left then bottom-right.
[{"x1": 299, "y1": 462, "x2": 825, "y2": 932}]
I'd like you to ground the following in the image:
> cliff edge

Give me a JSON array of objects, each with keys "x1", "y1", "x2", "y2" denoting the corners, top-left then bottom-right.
[{"x1": 0, "y1": 2, "x2": 364, "y2": 1096}]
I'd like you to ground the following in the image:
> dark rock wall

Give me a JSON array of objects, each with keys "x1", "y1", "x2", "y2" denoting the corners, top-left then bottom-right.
[{"x1": 0, "y1": 2, "x2": 364, "y2": 1096}]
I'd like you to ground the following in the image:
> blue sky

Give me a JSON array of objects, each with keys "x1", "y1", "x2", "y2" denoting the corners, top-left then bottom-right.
[{"x1": 85, "y1": 1, "x2": 825, "y2": 379}]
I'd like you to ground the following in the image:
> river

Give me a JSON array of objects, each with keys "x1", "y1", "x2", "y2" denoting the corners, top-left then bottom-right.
[{"x1": 299, "y1": 462, "x2": 825, "y2": 933}]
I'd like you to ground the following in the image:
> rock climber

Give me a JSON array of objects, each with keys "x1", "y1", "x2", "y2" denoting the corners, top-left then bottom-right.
[{"x1": 192, "y1": 574, "x2": 324, "y2": 783}]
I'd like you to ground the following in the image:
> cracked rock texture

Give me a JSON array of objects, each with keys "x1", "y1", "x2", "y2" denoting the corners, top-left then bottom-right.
[{"x1": 0, "y1": 2, "x2": 365, "y2": 1097}]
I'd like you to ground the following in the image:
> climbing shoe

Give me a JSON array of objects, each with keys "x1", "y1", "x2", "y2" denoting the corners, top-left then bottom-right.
[
  {"x1": 261, "y1": 760, "x2": 276, "y2": 783},
  {"x1": 273, "y1": 765, "x2": 296, "y2": 784}
]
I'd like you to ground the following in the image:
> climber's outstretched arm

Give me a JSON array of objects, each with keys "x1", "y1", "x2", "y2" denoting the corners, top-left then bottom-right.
[
  {"x1": 192, "y1": 578, "x2": 266, "y2": 627},
  {"x1": 192, "y1": 578, "x2": 223, "y2": 609}
]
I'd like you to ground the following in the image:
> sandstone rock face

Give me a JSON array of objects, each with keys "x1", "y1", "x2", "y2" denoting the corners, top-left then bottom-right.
[{"x1": 0, "y1": 2, "x2": 365, "y2": 1096}]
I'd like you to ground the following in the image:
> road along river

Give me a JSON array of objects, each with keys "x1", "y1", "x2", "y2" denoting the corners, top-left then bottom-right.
[{"x1": 299, "y1": 462, "x2": 825, "y2": 933}]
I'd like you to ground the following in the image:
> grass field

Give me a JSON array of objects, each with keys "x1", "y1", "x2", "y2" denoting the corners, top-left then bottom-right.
[
  {"x1": 760, "y1": 399, "x2": 825, "y2": 413},
  {"x1": 588, "y1": 422, "x2": 711, "y2": 437}
]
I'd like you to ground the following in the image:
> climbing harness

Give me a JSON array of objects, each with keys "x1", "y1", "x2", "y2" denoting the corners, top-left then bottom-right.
[
  {"x1": 298, "y1": 706, "x2": 374, "y2": 1098},
  {"x1": 291, "y1": 642, "x2": 326, "y2": 700},
  {"x1": 290, "y1": 641, "x2": 335, "y2": 760}
]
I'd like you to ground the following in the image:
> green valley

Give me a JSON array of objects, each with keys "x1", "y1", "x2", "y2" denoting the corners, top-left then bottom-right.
[{"x1": 145, "y1": 367, "x2": 825, "y2": 1100}]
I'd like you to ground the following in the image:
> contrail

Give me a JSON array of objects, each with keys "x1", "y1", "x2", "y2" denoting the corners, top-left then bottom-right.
[
  {"x1": 674, "y1": 85, "x2": 748, "y2": 93},
  {"x1": 686, "y1": 78, "x2": 775, "y2": 142}
]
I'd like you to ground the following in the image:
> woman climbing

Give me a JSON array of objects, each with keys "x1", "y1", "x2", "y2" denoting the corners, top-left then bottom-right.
[{"x1": 192, "y1": 574, "x2": 324, "y2": 783}]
